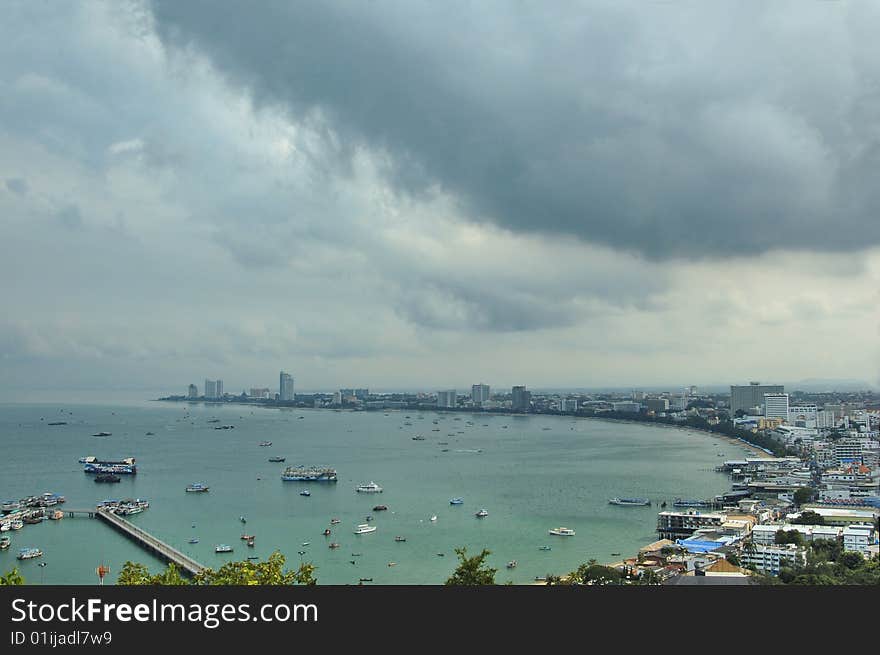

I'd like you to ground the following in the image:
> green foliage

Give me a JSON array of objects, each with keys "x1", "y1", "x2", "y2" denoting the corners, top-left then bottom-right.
[
  {"x1": 725, "y1": 552, "x2": 740, "y2": 566},
  {"x1": 774, "y1": 529, "x2": 805, "y2": 546},
  {"x1": 0, "y1": 567, "x2": 25, "y2": 585},
  {"x1": 791, "y1": 510, "x2": 825, "y2": 525},
  {"x1": 117, "y1": 551, "x2": 316, "y2": 586},
  {"x1": 793, "y1": 487, "x2": 816, "y2": 506},
  {"x1": 569, "y1": 559, "x2": 625, "y2": 585},
  {"x1": 769, "y1": 538, "x2": 880, "y2": 585},
  {"x1": 445, "y1": 547, "x2": 496, "y2": 585}
]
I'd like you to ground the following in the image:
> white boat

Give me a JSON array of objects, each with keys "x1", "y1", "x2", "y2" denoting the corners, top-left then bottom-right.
[
  {"x1": 608, "y1": 497, "x2": 651, "y2": 506},
  {"x1": 449, "y1": 497, "x2": 464, "y2": 505},
  {"x1": 215, "y1": 544, "x2": 233, "y2": 553},
  {"x1": 548, "y1": 527, "x2": 576, "y2": 536},
  {"x1": 17, "y1": 547, "x2": 42, "y2": 560},
  {"x1": 185, "y1": 483, "x2": 209, "y2": 493},
  {"x1": 355, "y1": 482, "x2": 383, "y2": 493},
  {"x1": 429, "y1": 515, "x2": 437, "y2": 522},
  {"x1": 10, "y1": 520, "x2": 24, "y2": 531},
  {"x1": 475, "y1": 509, "x2": 488, "y2": 518},
  {"x1": 354, "y1": 524, "x2": 377, "y2": 534}
]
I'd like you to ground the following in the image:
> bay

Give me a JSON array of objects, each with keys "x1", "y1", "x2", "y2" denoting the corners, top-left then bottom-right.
[{"x1": 0, "y1": 400, "x2": 744, "y2": 585}]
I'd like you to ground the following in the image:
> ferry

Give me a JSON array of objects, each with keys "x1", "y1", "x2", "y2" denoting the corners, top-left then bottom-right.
[
  {"x1": 549, "y1": 527, "x2": 576, "y2": 536},
  {"x1": 475, "y1": 509, "x2": 488, "y2": 518},
  {"x1": 81, "y1": 457, "x2": 137, "y2": 475},
  {"x1": 354, "y1": 524, "x2": 377, "y2": 534},
  {"x1": 215, "y1": 544, "x2": 233, "y2": 553},
  {"x1": 281, "y1": 466, "x2": 338, "y2": 482},
  {"x1": 355, "y1": 482, "x2": 383, "y2": 493},
  {"x1": 673, "y1": 499, "x2": 711, "y2": 508},
  {"x1": 17, "y1": 547, "x2": 43, "y2": 560},
  {"x1": 449, "y1": 497, "x2": 464, "y2": 505},
  {"x1": 185, "y1": 483, "x2": 209, "y2": 493},
  {"x1": 608, "y1": 497, "x2": 651, "y2": 506}
]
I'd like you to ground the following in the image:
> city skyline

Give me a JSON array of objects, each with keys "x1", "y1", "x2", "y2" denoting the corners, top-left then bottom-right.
[{"x1": 2, "y1": 2, "x2": 880, "y2": 394}]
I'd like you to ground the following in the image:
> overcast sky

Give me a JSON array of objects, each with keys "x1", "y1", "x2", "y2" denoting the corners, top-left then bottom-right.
[{"x1": 1, "y1": 1, "x2": 878, "y2": 395}]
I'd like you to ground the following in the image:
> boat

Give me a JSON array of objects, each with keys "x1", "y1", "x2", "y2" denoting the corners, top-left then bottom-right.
[
  {"x1": 81, "y1": 457, "x2": 137, "y2": 475},
  {"x1": 185, "y1": 483, "x2": 209, "y2": 493},
  {"x1": 359, "y1": 578, "x2": 373, "y2": 582},
  {"x1": 268, "y1": 457, "x2": 286, "y2": 462},
  {"x1": 660, "y1": 501, "x2": 667, "y2": 508},
  {"x1": 507, "y1": 560, "x2": 517, "y2": 569},
  {"x1": 354, "y1": 524, "x2": 377, "y2": 534},
  {"x1": 247, "y1": 556, "x2": 260, "y2": 560},
  {"x1": 145, "y1": 432, "x2": 155, "y2": 435},
  {"x1": 355, "y1": 482, "x2": 383, "y2": 493},
  {"x1": 534, "y1": 576, "x2": 547, "y2": 582},
  {"x1": 673, "y1": 499, "x2": 711, "y2": 508},
  {"x1": 247, "y1": 538, "x2": 255, "y2": 548},
  {"x1": 429, "y1": 515, "x2": 437, "y2": 522},
  {"x1": 395, "y1": 536, "x2": 406, "y2": 542},
  {"x1": 0, "y1": 536, "x2": 10, "y2": 550},
  {"x1": 92, "y1": 432, "x2": 112, "y2": 437},
  {"x1": 301, "y1": 542, "x2": 310, "y2": 546},
  {"x1": 17, "y1": 547, "x2": 42, "y2": 560},
  {"x1": 372, "y1": 505, "x2": 388, "y2": 511},
  {"x1": 549, "y1": 527, "x2": 576, "y2": 536},
  {"x1": 475, "y1": 509, "x2": 488, "y2": 518},
  {"x1": 1, "y1": 500, "x2": 22, "y2": 512},
  {"x1": 329, "y1": 542, "x2": 340, "y2": 549},
  {"x1": 188, "y1": 537, "x2": 199, "y2": 544},
  {"x1": 259, "y1": 441, "x2": 272, "y2": 446},
  {"x1": 240, "y1": 516, "x2": 247, "y2": 523},
  {"x1": 215, "y1": 544, "x2": 233, "y2": 553},
  {"x1": 364, "y1": 515, "x2": 374, "y2": 522},
  {"x1": 48, "y1": 422, "x2": 67, "y2": 426},
  {"x1": 450, "y1": 497, "x2": 464, "y2": 505},
  {"x1": 610, "y1": 552, "x2": 621, "y2": 557},
  {"x1": 538, "y1": 546, "x2": 552, "y2": 551},
  {"x1": 330, "y1": 518, "x2": 341, "y2": 525},
  {"x1": 608, "y1": 497, "x2": 651, "y2": 506},
  {"x1": 94, "y1": 474, "x2": 121, "y2": 483},
  {"x1": 281, "y1": 466, "x2": 338, "y2": 482},
  {"x1": 10, "y1": 520, "x2": 24, "y2": 530},
  {"x1": 300, "y1": 489, "x2": 311, "y2": 497},
  {"x1": 323, "y1": 529, "x2": 332, "y2": 536},
  {"x1": 412, "y1": 435, "x2": 426, "y2": 440},
  {"x1": 240, "y1": 534, "x2": 254, "y2": 540},
  {"x1": 49, "y1": 511, "x2": 63, "y2": 520}
]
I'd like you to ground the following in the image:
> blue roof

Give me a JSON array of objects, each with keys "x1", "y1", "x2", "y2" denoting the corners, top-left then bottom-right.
[{"x1": 676, "y1": 539, "x2": 724, "y2": 553}]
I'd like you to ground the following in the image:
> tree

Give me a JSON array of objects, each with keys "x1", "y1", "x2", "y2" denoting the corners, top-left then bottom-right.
[
  {"x1": 793, "y1": 487, "x2": 816, "y2": 507},
  {"x1": 117, "y1": 551, "x2": 316, "y2": 586},
  {"x1": 0, "y1": 567, "x2": 24, "y2": 585},
  {"x1": 569, "y1": 560, "x2": 625, "y2": 585},
  {"x1": 445, "y1": 547, "x2": 496, "y2": 585},
  {"x1": 791, "y1": 510, "x2": 825, "y2": 526}
]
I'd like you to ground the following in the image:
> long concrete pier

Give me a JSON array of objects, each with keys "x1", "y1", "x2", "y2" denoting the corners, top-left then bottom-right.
[{"x1": 95, "y1": 508, "x2": 205, "y2": 577}]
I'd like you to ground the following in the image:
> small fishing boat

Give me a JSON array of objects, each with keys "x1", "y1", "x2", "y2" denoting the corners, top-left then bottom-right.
[
  {"x1": 329, "y1": 542, "x2": 340, "y2": 549},
  {"x1": 300, "y1": 490, "x2": 311, "y2": 497},
  {"x1": 301, "y1": 542, "x2": 310, "y2": 546},
  {"x1": 429, "y1": 515, "x2": 437, "y2": 522},
  {"x1": 373, "y1": 505, "x2": 388, "y2": 511},
  {"x1": 395, "y1": 535, "x2": 406, "y2": 542},
  {"x1": 259, "y1": 441, "x2": 272, "y2": 447},
  {"x1": 330, "y1": 518, "x2": 341, "y2": 525},
  {"x1": 539, "y1": 546, "x2": 552, "y2": 551},
  {"x1": 240, "y1": 516, "x2": 247, "y2": 523},
  {"x1": 241, "y1": 534, "x2": 254, "y2": 540},
  {"x1": 507, "y1": 560, "x2": 517, "y2": 569},
  {"x1": 215, "y1": 544, "x2": 233, "y2": 553},
  {"x1": 449, "y1": 497, "x2": 464, "y2": 505},
  {"x1": 475, "y1": 509, "x2": 488, "y2": 518},
  {"x1": 185, "y1": 483, "x2": 209, "y2": 493},
  {"x1": 323, "y1": 528, "x2": 332, "y2": 536},
  {"x1": 188, "y1": 537, "x2": 199, "y2": 544}
]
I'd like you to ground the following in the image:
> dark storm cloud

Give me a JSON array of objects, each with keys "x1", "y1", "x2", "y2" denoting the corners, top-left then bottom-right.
[
  {"x1": 150, "y1": 0, "x2": 880, "y2": 260},
  {"x1": 5, "y1": 178, "x2": 28, "y2": 195}
]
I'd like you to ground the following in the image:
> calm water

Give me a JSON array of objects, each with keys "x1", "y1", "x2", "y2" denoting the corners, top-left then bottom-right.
[{"x1": 0, "y1": 401, "x2": 745, "y2": 585}]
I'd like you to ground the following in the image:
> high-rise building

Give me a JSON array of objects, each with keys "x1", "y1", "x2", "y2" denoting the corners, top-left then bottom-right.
[
  {"x1": 560, "y1": 398, "x2": 578, "y2": 412},
  {"x1": 204, "y1": 379, "x2": 223, "y2": 399},
  {"x1": 471, "y1": 384, "x2": 490, "y2": 404},
  {"x1": 730, "y1": 382, "x2": 783, "y2": 416},
  {"x1": 512, "y1": 386, "x2": 531, "y2": 411},
  {"x1": 764, "y1": 393, "x2": 790, "y2": 420},
  {"x1": 280, "y1": 371, "x2": 294, "y2": 401},
  {"x1": 354, "y1": 389, "x2": 370, "y2": 400},
  {"x1": 188, "y1": 384, "x2": 198, "y2": 399},
  {"x1": 437, "y1": 390, "x2": 457, "y2": 408},
  {"x1": 250, "y1": 387, "x2": 271, "y2": 399},
  {"x1": 216, "y1": 380, "x2": 223, "y2": 398},
  {"x1": 643, "y1": 398, "x2": 669, "y2": 413}
]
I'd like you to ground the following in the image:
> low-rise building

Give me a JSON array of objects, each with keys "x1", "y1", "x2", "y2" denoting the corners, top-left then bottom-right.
[
  {"x1": 657, "y1": 511, "x2": 726, "y2": 540},
  {"x1": 740, "y1": 544, "x2": 806, "y2": 575},
  {"x1": 842, "y1": 525, "x2": 877, "y2": 556}
]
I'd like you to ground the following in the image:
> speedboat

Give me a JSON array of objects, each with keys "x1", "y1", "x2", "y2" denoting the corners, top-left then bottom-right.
[
  {"x1": 300, "y1": 490, "x2": 311, "y2": 497},
  {"x1": 549, "y1": 527, "x2": 576, "y2": 536},
  {"x1": 429, "y1": 515, "x2": 437, "y2": 522},
  {"x1": 354, "y1": 524, "x2": 377, "y2": 534},
  {"x1": 355, "y1": 482, "x2": 383, "y2": 493},
  {"x1": 301, "y1": 542, "x2": 310, "y2": 546},
  {"x1": 215, "y1": 544, "x2": 233, "y2": 553},
  {"x1": 188, "y1": 537, "x2": 199, "y2": 544},
  {"x1": 475, "y1": 509, "x2": 488, "y2": 518},
  {"x1": 449, "y1": 497, "x2": 464, "y2": 505}
]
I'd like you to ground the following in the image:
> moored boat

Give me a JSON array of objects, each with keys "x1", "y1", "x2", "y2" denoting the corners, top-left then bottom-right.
[
  {"x1": 215, "y1": 544, "x2": 233, "y2": 553},
  {"x1": 17, "y1": 547, "x2": 42, "y2": 560},
  {"x1": 0, "y1": 536, "x2": 10, "y2": 550}
]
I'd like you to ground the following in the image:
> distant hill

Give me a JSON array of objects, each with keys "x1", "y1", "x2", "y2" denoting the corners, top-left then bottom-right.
[{"x1": 783, "y1": 379, "x2": 878, "y2": 392}]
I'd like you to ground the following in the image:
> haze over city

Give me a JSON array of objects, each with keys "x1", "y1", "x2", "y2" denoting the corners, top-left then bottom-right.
[{"x1": 2, "y1": 1, "x2": 879, "y2": 394}]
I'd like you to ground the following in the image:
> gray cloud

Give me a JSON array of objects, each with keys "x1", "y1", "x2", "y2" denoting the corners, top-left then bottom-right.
[
  {"x1": 150, "y1": 0, "x2": 880, "y2": 260},
  {"x1": 5, "y1": 178, "x2": 27, "y2": 195}
]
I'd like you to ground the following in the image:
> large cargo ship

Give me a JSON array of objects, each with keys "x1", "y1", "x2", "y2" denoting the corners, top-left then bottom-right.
[
  {"x1": 80, "y1": 457, "x2": 137, "y2": 475},
  {"x1": 281, "y1": 466, "x2": 337, "y2": 482}
]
